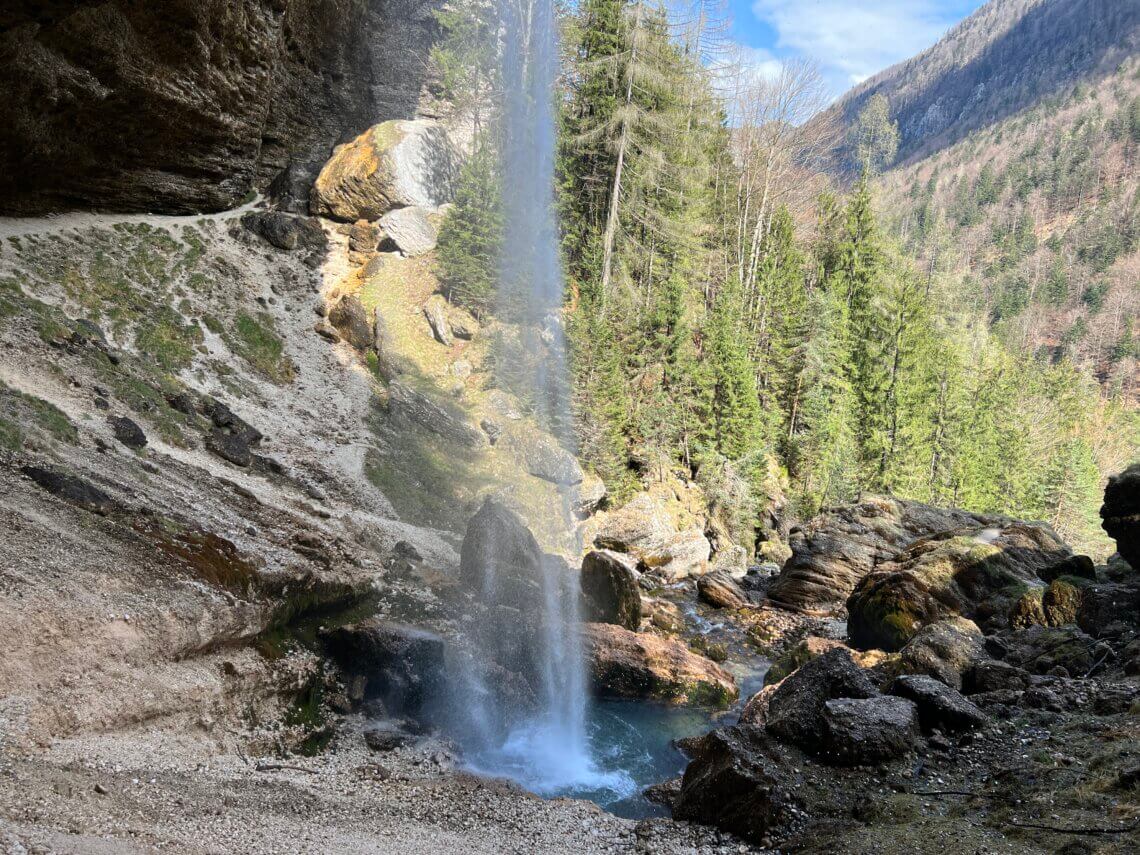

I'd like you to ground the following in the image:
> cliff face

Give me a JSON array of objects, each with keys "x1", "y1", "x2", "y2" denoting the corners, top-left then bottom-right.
[{"x1": 0, "y1": 0, "x2": 441, "y2": 215}]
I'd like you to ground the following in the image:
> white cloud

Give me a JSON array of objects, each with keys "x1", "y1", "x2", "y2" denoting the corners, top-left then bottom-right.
[
  {"x1": 735, "y1": 45, "x2": 785, "y2": 84},
  {"x1": 751, "y1": 0, "x2": 961, "y2": 93}
]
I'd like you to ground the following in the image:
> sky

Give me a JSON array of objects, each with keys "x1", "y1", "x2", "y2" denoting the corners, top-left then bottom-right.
[{"x1": 726, "y1": 0, "x2": 989, "y2": 98}]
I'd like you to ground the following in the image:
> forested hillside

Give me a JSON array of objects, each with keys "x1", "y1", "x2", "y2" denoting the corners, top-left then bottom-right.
[
  {"x1": 433, "y1": 0, "x2": 1138, "y2": 558},
  {"x1": 818, "y1": 0, "x2": 1140, "y2": 167}
]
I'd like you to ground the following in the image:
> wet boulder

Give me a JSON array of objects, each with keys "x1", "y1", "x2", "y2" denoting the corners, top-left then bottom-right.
[
  {"x1": 581, "y1": 623, "x2": 737, "y2": 706},
  {"x1": 846, "y1": 523, "x2": 1071, "y2": 651},
  {"x1": 580, "y1": 550, "x2": 641, "y2": 630},
  {"x1": 1101, "y1": 463, "x2": 1140, "y2": 569},
  {"x1": 889, "y1": 674, "x2": 988, "y2": 733},
  {"x1": 311, "y1": 120, "x2": 458, "y2": 221},
  {"x1": 499, "y1": 424, "x2": 584, "y2": 487},
  {"x1": 459, "y1": 498, "x2": 547, "y2": 611},
  {"x1": 768, "y1": 496, "x2": 1004, "y2": 613},
  {"x1": 673, "y1": 726, "x2": 798, "y2": 844},
  {"x1": 820, "y1": 696, "x2": 920, "y2": 766},
  {"x1": 764, "y1": 648, "x2": 878, "y2": 750}
]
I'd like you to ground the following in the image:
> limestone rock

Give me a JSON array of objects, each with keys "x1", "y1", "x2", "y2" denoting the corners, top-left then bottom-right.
[
  {"x1": 1101, "y1": 464, "x2": 1140, "y2": 569},
  {"x1": 846, "y1": 522, "x2": 1071, "y2": 651},
  {"x1": 711, "y1": 545, "x2": 749, "y2": 579},
  {"x1": 962, "y1": 659, "x2": 1031, "y2": 695},
  {"x1": 580, "y1": 550, "x2": 641, "y2": 630},
  {"x1": 312, "y1": 121, "x2": 458, "y2": 222},
  {"x1": 459, "y1": 499, "x2": 547, "y2": 611},
  {"x1": 820, "y1": 696, "x2": 920, "y2": 766},
  {"x1": 894, "y1": 617, "x2": 985, "y2": 690},
  {"x1": 765, "y1": 636, "x2": 887, "y2": 686},
  {"x1": 387, "y1": 381, "x2": 487, "y2": 451},
  {"x1": 499, "y1": 424, "x2": 583, "y2": 487},
  {"x1": 581, "y1": 623, "x2": 738, "y2": 706},
  {"x1": 697, "y1": 570, "x2": 749, "y2": 610},
  {"x1": 571, "y1": 472, "x2": 607, "y2": 518},
  {"x1": 889, "y1": 674, "x2": 988, "y2": 733},
  {"x1": 381, "y1": 206, "x2": 440, "y2": 257},
  {"x1": 0, "y1": 0, "x2": 394, "y2": 215},
  {"x1": 449, "y1": 308, "x2": 480, "y2": 341},
  {"x1": 673, "y1": 726, "x2": 797, "y2": 844},
  {"x1": 764, "y1": 648, "x2": 878, "y2": 751},
  {"x1": 328, "y1": 295, "x2": 374, "y2": 351},
  {"x1": 593, "y1": 493, "x2": 710, "y2": 579},
  {"x1": 423, "y1": 295, "x2": 453, "y2": 346},
  {"x1": 768, "y1": 496, "x2": 1004, "y2": 613}
]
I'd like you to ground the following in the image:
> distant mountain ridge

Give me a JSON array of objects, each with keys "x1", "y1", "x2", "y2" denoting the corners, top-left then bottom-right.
[{"x1": 821, "y1": 0, "x2": 1140, "y2": 169}]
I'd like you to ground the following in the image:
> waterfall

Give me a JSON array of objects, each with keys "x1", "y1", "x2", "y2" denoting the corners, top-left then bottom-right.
[{"x1": 446, "y1": 0, "x2": 629, "y2": 798}]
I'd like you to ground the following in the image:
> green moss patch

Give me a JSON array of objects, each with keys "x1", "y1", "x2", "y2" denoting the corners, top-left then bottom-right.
[
  {"x1": 229, "y1": 312, "x2": 294, "y2": 383},
  {"x1": 0, "y1": 381, "x2": 78, "y2": 449}
]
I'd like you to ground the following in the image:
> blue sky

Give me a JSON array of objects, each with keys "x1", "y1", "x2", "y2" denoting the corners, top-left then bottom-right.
[{"x1": 726, "y1": 0, "x2": 988, "y2": 97}]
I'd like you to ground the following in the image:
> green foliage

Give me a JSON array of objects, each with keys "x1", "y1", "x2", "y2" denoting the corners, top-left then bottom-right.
[
  {"x1": 230, "y1": 313, "x2": 294, "y2": 383},
  {"x1": 437, "y1": 135, "x2": 504, "y2": 317}
]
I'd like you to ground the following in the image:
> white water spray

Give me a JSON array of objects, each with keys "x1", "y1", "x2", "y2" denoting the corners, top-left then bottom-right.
[{"x1": 449, "y1": 0, "x2": 632, "y2": 799}]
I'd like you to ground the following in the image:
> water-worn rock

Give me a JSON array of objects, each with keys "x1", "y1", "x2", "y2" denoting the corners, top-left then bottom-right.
[
  {"x1": 499, "y1": 424, "x2": 584, "y2": 487},
  {"x1": 847, "y1": 523, "x2": 1071, "y2": 651},
  {"x1": 328, "y1": 295, "x2": 374, "y2": 352},
  {"x1": 581, "y1": 623, "x2": 737, "y2": 706},
  {"x1": 768, "y1": 496, "x2": 1002, "y2": 612},
  {"x1": 381, "y1": 206, "x2": 440, "y2": 257},
  {"x1": 697, "y1": 570, "x2": 749, "y2": 609},
  {"x1": 311, "y1": 121, "x2": 458, "y2": 221},
  {"x1": 894, "y1": 617, "x2": 985, "y2": 690},
  {"x1": 593, "y1": 493, "x2": 711, "y2": 580},
  {"x1": 711, "y1": 545, "x2": 749, "y2": 579},
  {"x1": 889, "y1": 674, "x2": 988, "y2": 733},
  {"x1": 820, "y1": 696, "x2": 920, "y2": 765},
  {"x1": 673, "y1": 726, "x2": 797, "y2": 844},
  {"x1": 459, "y1": 499, "x2": 547, "y2": 611},
  {"x1": 580, "y1": 550, "x2": 641, "y2": 630},
  {"x1": 320, "y1": 619, "x2": 445, "y2": 718},
  {"x1": 349, "y1": 220, "x2": 382, "y2": 254},
  {"x1": 1102, "y1": 463, "x2": 1140, "y2": 568},
  {"x1": 764, "y1": 648, "x2": 878, "y2": 750},
  {"x1": 387, "y1": 381, "x2": 487, "y2": 450},
  {"x1": 764, "y1": 637, "x2": 887, "y2": 686}
]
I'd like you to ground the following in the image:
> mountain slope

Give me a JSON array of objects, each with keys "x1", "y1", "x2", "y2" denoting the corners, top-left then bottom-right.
[{"x1": 821, "y1": 0, "x2": 1140, "y2": 168}]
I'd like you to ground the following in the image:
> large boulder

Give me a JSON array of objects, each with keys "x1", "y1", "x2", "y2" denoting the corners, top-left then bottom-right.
[
  {"x1": 241, "y1": 211, "x2": 327, "y2": 253},
  {"x1": 381, "y1": 205, "x2": 440, "y2": 257},
  {"x1": 764, "y1": 648, "x2": 878, "y2": 750},
  {"x1": 768, "y1": 496, "x2": 1003, "y2": 613},
  {"x1": 320, "y1": 619, "x2": 445, "y2": 718},
  {"x1": 581, "y1": 623, "x2": 737, "y2": 706},
  {"x1": 846, "y1": 523, "x2": 1071, "y2": 651},
  {"x1": 820, "y1": 696, "x2": 920, "y2": 766},
  {"x1": 893, "y1": 617, "x2": 986, "y2": 690},
  {"x1": 889, "y1": 674, "x2": 988, "y2": 733},
  {"x1": 499, "y1": 424, "x2": 585, "y2": 487},
  {"x1": 673, "y1": 726, "x2": 798, "y2": 844},
  {"x1": 459, "y1": 499, "x2": 547, "y2": 611},
  {"x1": 593, "y1": 493, "x2": 711, "y2": 580},
  {"x1": 580, "y1": 550, "x2": 641, "y2": 630},
  {"x1": 311, "y1": 120, "x2": 459, "y2": 221},
  {"x1": 1102, "y1": 464, "x2": 1140, "y2": 569}
]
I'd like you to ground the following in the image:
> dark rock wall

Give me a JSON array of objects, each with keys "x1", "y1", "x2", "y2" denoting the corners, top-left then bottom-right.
[{"x1": 0, "y1": 0, "x2": 441, "y2": 215}]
